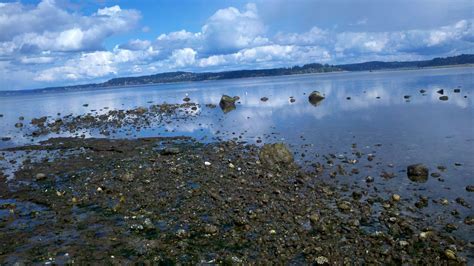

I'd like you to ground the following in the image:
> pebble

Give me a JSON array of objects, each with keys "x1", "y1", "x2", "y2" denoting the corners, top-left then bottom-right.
[
  {"x1": 204, "y1": 224, "x2": 218, "y2": 234},
  {"x1": 204, "y1": 161, "x2": 211, "y2": 166},
  {"x1": 365, "y1": 176, "x2": 374, "y2": 183},
  {"x1": 309, "y1": 213, "x2": 320, "y2": 224},
  {"x1": 316, "y1": 256, "x2": 329, "y2": 264},
  {"x1": 392, "y1": 194, "x2": 401, "y2": 202},
  {"x1": 35, "y1": 173, "x2": 47, "y2": 180},
  {"x1": 444, "y1": 249, "x2": 456, "y2": 260},
  {"x1": 338, "y1": 202, "x2": 351, "y2": 212}
]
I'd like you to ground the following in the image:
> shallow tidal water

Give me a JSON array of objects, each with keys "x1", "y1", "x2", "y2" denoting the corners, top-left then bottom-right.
[{"x1": 1, "y1": 67, "x2": 473, "y2": 247}]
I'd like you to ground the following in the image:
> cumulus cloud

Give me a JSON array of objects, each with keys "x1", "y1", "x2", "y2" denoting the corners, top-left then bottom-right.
[{"x1": 0, "y1": 0, "x2": 140, "y2": 55}]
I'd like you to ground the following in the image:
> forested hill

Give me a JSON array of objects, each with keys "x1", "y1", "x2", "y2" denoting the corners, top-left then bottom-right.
[
  {"x1": 27, "y1": 54, "x2": 474, "y2": 92},
  {"x1": 337, "y1": 54, "x2": 474, "y2": 71}
]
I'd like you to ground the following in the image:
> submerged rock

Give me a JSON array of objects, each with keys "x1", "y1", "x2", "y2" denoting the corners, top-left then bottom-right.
[
  {"x1": 308, "y1": 91, "x2": 325, "y2": 106},
  {"x1": 437, "y1": 89, "x2": 444, "y2": 95},
  {"x1": 454, "y1": 88, "x2": 460, "y2": 93},
  {"x1": 260, "y1": 97, "x2": 269, "y2": 102},
  {"x1": 439, "y1": 96, "x2": 449, "y2": 101},
  {"x1": 219, "y1": 95, "x2": 239, "y2": 113},
  {"x1": 407, "y1": 164, "x2": 429, "y2": 182},
  {"x1": 259, "y1": 143, "x2": 294, "y2": 168}
]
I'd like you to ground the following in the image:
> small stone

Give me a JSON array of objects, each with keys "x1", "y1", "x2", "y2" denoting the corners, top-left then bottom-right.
[
  {"x1": 430, "y1": 172, "x2": 441, "y2": 178},
  {"x1": 316, "y1": 256, "x2": 329, "y2": 264},
  {"x1": 309, "y1": 213, "x2": 320, "y2": 224},
  {"x1": 455, "y1": 197, "x2": 471, "y2": 208},
  {"x1": 338, "y1": 201, "x2": 351, "y2": 212},
  {"x1": 444, "y1": 249, "x2": 456, "y2": 260},
  {"x1": 419, "y1": 89, "x2": 426, "y2": 93},
  {"x1": 183, "y1": 97, "x2": 191, "y2": 102},
  {"x1": 14, "y1": 122, "x2": 23, "y2": 128},
  {"x1": 260, "y1": 97, "x2": 269, "y2": 102},
  {"x1": 464, "y1": 215, "x2": 474, "y2": 225},
  {"x1": 97, "y1": 187, "x2": 103, "y2": 192},
  {"x1": 204, "y1": 224, "x2": 218, "y2": 234},
  {"x1": 407, "y1": 164, "x2": 429, "y2": 182},
  {"x1": 399, "y1": 240, "x2": 409, "y2": 247},
  {"x1": 392, "y1": 194, "x2": 401, "y2": 202},
  {"x1": 35, "y1": 173, "x2": 47, "y2": 180},
  {"x1": 160, "y1": 147, "x2": 180, "y2": 155},
  {"x1": 228, "y1": 163, "x2": 235, "y2": 168},
  {"x1": 437, "y1": 89, "x2": 444, "y2": 95},
  {"x1": 365, "y1": 176, "x2": 374, "y2": 183},
  {"x1": 439, "y1": 96, "x2": 448, "y2": 101},
  {"x1": 204, "y1": 161, "x2": 211, "y2": 166},
  {"x1": 453, "y1": 88, "x2": 460, "y2": 93},
  {"x1": 403, "y1": 95, "x2": 411, "y2": 99},
  {"x1": 466, "y1": 185, "x2": 474, "y2": 192}
]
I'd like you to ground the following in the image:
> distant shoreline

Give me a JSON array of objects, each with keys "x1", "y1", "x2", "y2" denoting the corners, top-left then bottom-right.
[{"x1": 1, "y1": 55, "x2": 473, "y2": 95}]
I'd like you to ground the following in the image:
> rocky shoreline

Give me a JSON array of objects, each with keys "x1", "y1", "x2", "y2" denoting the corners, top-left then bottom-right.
[
  {"x1": 0, "y1": 93, "x2": 472, "y2": 264},
  {"x1": 0, "y1": 135, "x2": 471, "y2": 264}
]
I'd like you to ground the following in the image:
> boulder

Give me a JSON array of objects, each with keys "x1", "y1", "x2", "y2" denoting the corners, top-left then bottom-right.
[
  {"x1": 439, "y1": 96, "x2": 448, "y2": 101},
  {"x1": 308, "y1": 91, "x2": 325, "y2": 106},
  {"x1": 260, "y1": 97, "x2": 269, "y2": 102},
  {"x1": 219, "y1": 95, "x2": 239, "y2": 113},
  {"x1": 407, "y1": 164, "x2": 429, "y2": 182},
  {"x1": 437, "y1": 89, "x2": 444, "y2": 95},
  {"x1": 259, "y1": 143, "x2": 294, "y2": 168}
]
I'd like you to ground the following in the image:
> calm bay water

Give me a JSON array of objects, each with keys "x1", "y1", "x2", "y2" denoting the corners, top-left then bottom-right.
[{"x1": 1, "y1": 67, "x2": 473, "y2": 238}]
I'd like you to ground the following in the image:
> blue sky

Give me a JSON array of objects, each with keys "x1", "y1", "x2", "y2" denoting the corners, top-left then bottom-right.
[{"x1": 0, "y1": 0, "x2": 473, "y2": 90}]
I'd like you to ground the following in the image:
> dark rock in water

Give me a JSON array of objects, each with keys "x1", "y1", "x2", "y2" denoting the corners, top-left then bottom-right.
[
  {"x1": 430, "y1": 172, "x2": 441, "y2": 178},
  {"x1": 420, "y1": 89, "x2": 426, "y2": 93},
  {"x1": 14, "y1": 122, "x2": 23, "y2": 128},
  {"x1": 1, "y1": 137, "x2": 11, "y2": 141},
  {"x1": 260, "y1": 97, "x2": 269, "y2": 102},
  {"x1": 346, "y1": 97, "x2": 351, "y2": 100},
  {"x1": 407, "y1": 164, "x2": 429, "y2": 182},
  {"x1": 437, "y1": 89, "x2": 444, "y2": 95},
  {"x1": 289, "y1": 97, "x2": 296, "y2": 103},
  {"x1": 456, "y1": 197, "x2": 471, "y2": 208},
  {"x1": 0, "y1": 114, "x2": 3, "y2": 117},
  {"x1": 466, "y1": 185, "x2": 474, "y2": 192},
  {"x1": 439, "y1": 96, "x2": 448, "y2": 101},
  {"x1": 415, "y1": 196, "x2": 428, "y2": 208},
  {"x1": 259, "y1": 143, "x2": 294, "y2": 167},
  {"x1": 365, "y1": 176, "x2": 374, "y2": 183},
  {"x1": 464, "y1": 216, "x2": 474, "y2": 225},
  {"x1": 19, "y1": 116, "x2": 24, "y2": 121},
  {"x1": 183, "y1": 97, "x2": 191, "y2": 102},
  {"x1": 83, "y1": 104, "x2": 89, "y2": 107},
  {"x1": 31, "y1": 116, "x2": 47, "y2": 126},
  {"x1": 404, "y1": 95, "x2": 411, "y2": 99},
  {"x1": 161, "y1": 147, "x2": 180, "y2": 155},
  {"x1": 454, "y1": 88, "x2": 460, "y2": 93},
  {"x1": 308, "y1": 91, "x2": 325, "y2": 106},
  {"x1": 205, "y1": 104, "x2": 217, "y2": 108},
  {"x1": 219, "y1": 95, "x2": 239, "y2": 113}
]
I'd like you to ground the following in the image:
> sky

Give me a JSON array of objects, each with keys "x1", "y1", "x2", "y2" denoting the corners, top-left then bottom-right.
[{"x1": 0, "y1": 0, "x2": 473, "y2": 90}]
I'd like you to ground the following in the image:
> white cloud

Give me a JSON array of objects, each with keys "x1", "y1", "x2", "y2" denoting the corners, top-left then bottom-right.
[
  {"x1": 170, "y1": 48, "x2": 197, "y2": 67},
  {"x1": 0, "y1": 0, "x2": 140, "y2": 55},
  {"x1": 201, "y1": 3, "x2": 268, "y2": 54}
]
